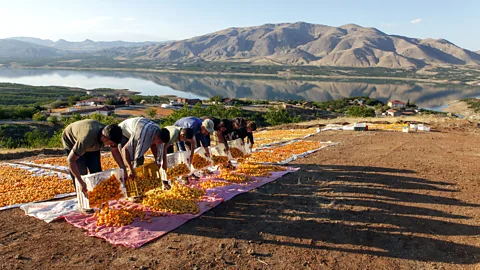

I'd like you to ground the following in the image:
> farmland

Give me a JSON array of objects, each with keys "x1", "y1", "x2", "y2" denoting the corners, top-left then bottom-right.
[{"x1": 0, "y1": 120, "x2": 479, "y2": 269}]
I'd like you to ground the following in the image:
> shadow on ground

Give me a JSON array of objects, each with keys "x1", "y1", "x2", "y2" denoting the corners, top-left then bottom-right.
[{"x1": 174, "y1": 164, "x2": 480, "y2": 264}]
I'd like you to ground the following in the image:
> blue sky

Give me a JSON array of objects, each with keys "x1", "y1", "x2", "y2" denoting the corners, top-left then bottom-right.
[{"x1": 0, "y1": 0, "x2": 479, "y2": 50}]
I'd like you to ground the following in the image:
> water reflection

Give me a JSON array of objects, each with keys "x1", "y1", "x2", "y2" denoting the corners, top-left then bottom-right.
[{"x1": 0, "y1": 68, "x2": 479, "y2": 108}]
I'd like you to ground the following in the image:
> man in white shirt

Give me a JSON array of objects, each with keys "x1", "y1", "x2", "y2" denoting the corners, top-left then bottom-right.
[{"x1": 118, "y1": 117, "x2": 170, "y2": 179}]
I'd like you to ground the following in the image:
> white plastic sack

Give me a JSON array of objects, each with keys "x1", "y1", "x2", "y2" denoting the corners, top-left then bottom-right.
[
  {"x1": 190, "y1": 147, "x2": 213, "y2": 171},
  {"x1": 209, "y1": 144, "x2": 232, "y2": 159},
  {"x1": 20, "y1": 198, "x2": 78, "y2": 223},
  {"x1": 228, "y1": 138, "x2": 249, "y2": 158}
]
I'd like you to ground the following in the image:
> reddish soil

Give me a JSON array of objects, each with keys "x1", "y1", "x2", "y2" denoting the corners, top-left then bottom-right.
[
  {"x1": 115, "y1": 107, "x2": 174, "y2": 118},
  {"x1": 1, "y1": 128, "x2": 480, "y2": 269}
]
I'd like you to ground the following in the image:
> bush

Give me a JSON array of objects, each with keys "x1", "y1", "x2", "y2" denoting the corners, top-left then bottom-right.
[
  {"x1": 264, "y1": 107, "x2": 302, "y2": 126},
  {"x1": 46, "y1": 130, "x2": 63, "y2": 148},
  {"x1": 24, "y1": 129, "x2": 50, "y2": 148},
  {"x1": 47, "y1": 115, "x2": 59, "y2": 124},
  {"x1": 146, "y1": 108, "x2": 157, "y2": 119},
  {"x1": 50, "y1": 101, "x2": 68, "y2": 109},
  {"x1": 90, "y1": 113, "x2": 119, "y2": 125},
  {"x1": 347, "y1": 106, "x2": 375, "y2": 117},
  {"x1": 32, "y1": 112, "x2": 47, "y2": 121}
]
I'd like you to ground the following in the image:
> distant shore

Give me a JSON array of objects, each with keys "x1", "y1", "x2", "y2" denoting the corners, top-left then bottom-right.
[
  {"x1": 442, "y1": 99, "x2": 480, "y2": 120},
  {"x1": 4, "y1": 65, "x2": 463, "y2": 85}
]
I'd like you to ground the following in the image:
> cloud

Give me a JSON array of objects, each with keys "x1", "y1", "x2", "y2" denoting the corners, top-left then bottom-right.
[
  {"x1": 122, "y1": 17, "x2": 136, "y2": 21},
  {"x1": 410, "y1": 18, "x2": 422, "y2": 24}
]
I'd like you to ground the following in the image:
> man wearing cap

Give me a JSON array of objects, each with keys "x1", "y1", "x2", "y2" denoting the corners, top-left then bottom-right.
[
  {"x1": 118, "y1": 117, "x2": 170, "y2": 180},
  {"x1": 62, "y1": 119, "x2": 127, "y2": 198},
  {"x1": 200, "y1": 116, "x2": 232, "y2": 150},
  {"x1": 173, "y1": 116, "x2": 214, "y2": 156}
]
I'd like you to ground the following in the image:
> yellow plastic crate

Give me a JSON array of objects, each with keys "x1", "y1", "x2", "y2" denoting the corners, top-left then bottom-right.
[{"x1": 126, "y1": 162, "x2": 163, "y2": 197}]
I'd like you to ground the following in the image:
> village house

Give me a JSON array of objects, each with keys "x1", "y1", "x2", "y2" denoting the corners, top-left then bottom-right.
[
  {"x1": 222, "y1": 98, "x2": 235, "y2": 105},
  {"x1": 119, "y1": 97, "x2": 135, "y2": 106},
  {"x1": 401, "y1": 110, "x2": 416, "y2": 116},
  {"x1": 75, "y1": 97, "x2": 108, "y2": 107},
  {"x1": 387, "y1": 100, "x2": 406, "y2": 109},
  {"x1": 302, "y1": 101, "x2": 313, "y2": 108},
  {"x1": 386, "y1": 109, "x2": 402, "y2": 117},
  {"x1": 282, "y1": 102, "x2": 293, "y2": 110},
  {"x1": 176, "y1": 98, "x2": 202, "y2": 105}
]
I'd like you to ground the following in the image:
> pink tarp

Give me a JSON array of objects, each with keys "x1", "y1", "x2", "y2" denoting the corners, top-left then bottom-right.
[{"x1": 64, "y1": 168, "x2": 299, "y2": 248}]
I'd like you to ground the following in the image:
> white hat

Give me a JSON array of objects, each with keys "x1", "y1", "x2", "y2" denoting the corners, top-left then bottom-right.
[{"x1": 202, "y1": 119, "x2": 214, "y2": 133}]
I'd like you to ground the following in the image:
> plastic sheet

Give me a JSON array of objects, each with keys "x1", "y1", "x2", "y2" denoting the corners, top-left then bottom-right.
[{"x1": 64, "y1": 168, "x2": 299, "y2": 248}]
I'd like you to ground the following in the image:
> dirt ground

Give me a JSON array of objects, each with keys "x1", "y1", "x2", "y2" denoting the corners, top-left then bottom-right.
[
  {"x1": 115, "y1": 107, "x2": 174, "y2": 118},
  {"x1": 1, "y1": 126, "x2": 480, "y2": 269}
]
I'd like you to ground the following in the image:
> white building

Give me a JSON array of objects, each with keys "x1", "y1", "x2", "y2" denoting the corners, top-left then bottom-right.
[{"x1": 387, "y1": 100, "x2": 406, "y2": 109}]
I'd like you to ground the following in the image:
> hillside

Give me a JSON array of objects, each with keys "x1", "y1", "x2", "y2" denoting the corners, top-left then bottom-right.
[
  {"x1": 107, "y1": 22, "x2": 480, "y2": 68},
  {"x1": 0, "y1": 39, "x2": 64, "y2": 59},
  {"x1": 9, "y1": 37, "x2": 170, "y2": 51}
]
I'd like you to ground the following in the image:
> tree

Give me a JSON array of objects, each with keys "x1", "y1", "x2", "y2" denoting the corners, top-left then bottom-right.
[
  {"x1": 67, "y1": 95, "x2": 80, "y2": 106},
  {"x1": 47, "y1": 115, "x2": 59, "y2": 124},
  {"x1": 264, "y1": 107, "x2": 295, "y2": 126},
  {"x1": 32, "y1": 112, "x2": 47, "y2": 121},
  {"x1": 347, "y1": 106, "x2": 375, "y2": 117},
  {"x1": 209, "y1": 95, "x2": 223, "y2": 103},
  {"x1": 146, "y1": 107, "x2": 157, "y2": 119},
  {"x1": 105, "y1": 99, "x2": 115, "y2": 106}
]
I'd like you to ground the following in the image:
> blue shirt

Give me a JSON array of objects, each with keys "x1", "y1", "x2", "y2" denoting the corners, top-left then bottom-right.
[
  {"x1": 174, "y1": 117, "x2": 202, "y2": 134},
  {"x1": 174, "y1": 117, "x2": 209, "y2": 147}
]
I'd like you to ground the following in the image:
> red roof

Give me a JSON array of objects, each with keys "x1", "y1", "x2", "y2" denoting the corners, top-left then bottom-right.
[
  {"x1": 95, "y1": 106, "x2": 114, "y2": 111},
  {"x1": 386, "y1": 109, "x2": 398, "y2": 113},
  {"x1": 388, "y1": 100, "x2": 406, "y2": 105}
]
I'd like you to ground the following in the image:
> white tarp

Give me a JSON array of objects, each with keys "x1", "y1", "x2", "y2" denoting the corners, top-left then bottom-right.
[{"x1": 20, "y1": 199, "x2": 79, "y2": 223}]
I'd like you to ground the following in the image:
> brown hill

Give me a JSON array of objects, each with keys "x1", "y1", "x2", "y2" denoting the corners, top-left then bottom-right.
[{"x1": 108, "y1": 22, "x2": 480, "y2": 69}]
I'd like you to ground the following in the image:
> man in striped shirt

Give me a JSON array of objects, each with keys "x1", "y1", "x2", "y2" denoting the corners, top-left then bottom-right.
[{"x1": 119, "y1": 117, "x2": 170, "y2": 179}]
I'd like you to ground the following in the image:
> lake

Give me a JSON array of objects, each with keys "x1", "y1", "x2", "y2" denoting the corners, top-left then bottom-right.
[{"x1": 0, "y1": 68, "x2": 479, "y2": 109}]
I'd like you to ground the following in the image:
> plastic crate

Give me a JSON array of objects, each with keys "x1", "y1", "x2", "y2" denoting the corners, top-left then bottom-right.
[
  {"x1": 160, "y1": 150, "x2": 192, "y2": 183},
  {"x1": 126, "y1": 162, "x2": 163, "y2": 197},
  {"x1": 76, "y1": 168, "x2": 126, "y2": 211},
  {"x1": 409, "y1": 124, "x2": 418, "y2": 132}
]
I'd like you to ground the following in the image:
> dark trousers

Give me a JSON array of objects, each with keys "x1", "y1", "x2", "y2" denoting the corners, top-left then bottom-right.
[
  {"x1": 65, "y1": 149, "x2": 102, "y2": 188},
  {"x1": 178, "y1": 134, "x2": 207, "y2": 151}
]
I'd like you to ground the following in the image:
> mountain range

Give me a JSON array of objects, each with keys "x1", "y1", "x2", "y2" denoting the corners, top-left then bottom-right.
[
  {"x1": 0, "y1": 39, "x2": 64, "y2": 58},
  {"x1": 110, "y1": 22, "x2": 480, "y2": 68},
  {"x1": 8, "y1": 37, "x2": 168, "y2": 51},
  {"x1": 1, "y1": 22, "x2": 480, "y2": 69}
]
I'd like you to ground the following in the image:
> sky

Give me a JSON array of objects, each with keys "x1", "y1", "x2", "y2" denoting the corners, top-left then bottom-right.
[{"x1": 0, "y1": 0, "x2": 479, "y2": 51}]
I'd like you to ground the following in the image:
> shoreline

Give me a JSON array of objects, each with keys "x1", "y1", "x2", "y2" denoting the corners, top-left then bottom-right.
[
  {"x1": 2, "y1": 65, "x2": 462, "y2": 85},
  {"x1": 442, "y1": 99, "x2": 480, "y2": 120}
]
